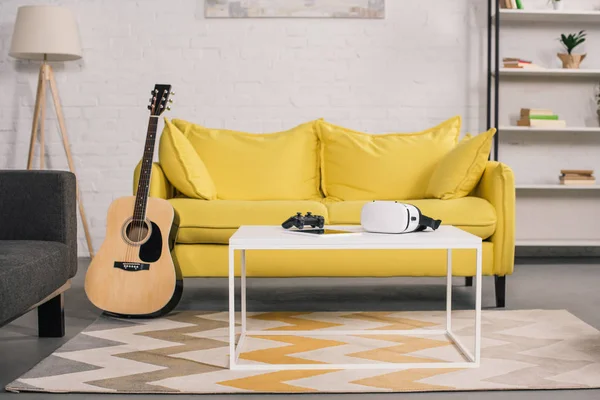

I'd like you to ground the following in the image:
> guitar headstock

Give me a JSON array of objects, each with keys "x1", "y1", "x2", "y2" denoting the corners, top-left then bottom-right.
[{"x1": 148, "y1": 84, "x2": 174, "y2": 116}]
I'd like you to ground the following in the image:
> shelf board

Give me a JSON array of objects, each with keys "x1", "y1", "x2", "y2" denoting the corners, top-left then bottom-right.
[
  {"x1": 494, "y1": 9, "x2": 600, "y2": 23},
  {"x1": 494, "y1": 68, "x2": 600, "y2": 78},
  {"x1": 516, "y1": 239, "x2": 600, "y2": 246},
  {"x1": 516, "y1": 184, "x2": 599, "y2": 190},
  {"x1": 500, "y1": 126, "x2": 600, "y2": 134}
]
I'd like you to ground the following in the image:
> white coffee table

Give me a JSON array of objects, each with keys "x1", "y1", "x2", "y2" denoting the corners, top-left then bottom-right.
[{"x1": 228, "y1": 225, "x2": 482, "y2": 371}]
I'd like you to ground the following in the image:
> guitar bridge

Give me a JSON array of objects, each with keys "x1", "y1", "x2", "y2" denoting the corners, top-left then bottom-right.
[{"x1": 114, "y1": 262, "x2": 150, "y2": 272}]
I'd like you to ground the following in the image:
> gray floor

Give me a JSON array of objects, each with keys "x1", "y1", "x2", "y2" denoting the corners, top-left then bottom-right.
[{"x1": 1, "y1": 258, "x2": 600, "y2": 399}]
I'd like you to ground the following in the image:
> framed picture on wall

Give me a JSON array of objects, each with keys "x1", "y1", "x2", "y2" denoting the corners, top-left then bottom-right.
[{"x1": 205, "y1": 0, "x2": 385, "y2": 19}]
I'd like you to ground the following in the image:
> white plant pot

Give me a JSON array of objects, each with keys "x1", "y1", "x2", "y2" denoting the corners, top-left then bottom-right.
[{"x1": 553, "y1": 1, "x2": 564, "y2": 10}]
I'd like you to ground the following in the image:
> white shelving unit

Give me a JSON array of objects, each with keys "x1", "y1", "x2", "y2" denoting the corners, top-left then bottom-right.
[
  {"x1": 494, "y1": 9, "x2": 600, "y2": 23},
  {"x1": 516, "y1": 184, "x2": 600, "y2": 190},
  {"x1": 516, "y1": 239, "x2": 600, "y2": 247},
  {"x1": 490, "y1": 7, "x2": 600, "y2": 248},
  {"x1": 500, "y1": 126, "x2": 600, "y2": 134},
  {"x1": 496, "y1": 68, "x2": 600, "y2": 78}
]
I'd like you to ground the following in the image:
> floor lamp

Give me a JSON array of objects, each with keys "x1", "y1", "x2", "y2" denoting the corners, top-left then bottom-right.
[{"x1": 9, "y1": 5, "x2": 94, "y2": 257}]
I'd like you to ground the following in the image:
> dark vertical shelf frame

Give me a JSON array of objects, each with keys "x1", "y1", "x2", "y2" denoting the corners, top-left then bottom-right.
[{"x1": 487, "y1": 0, "x2": 500, "y2": 161}]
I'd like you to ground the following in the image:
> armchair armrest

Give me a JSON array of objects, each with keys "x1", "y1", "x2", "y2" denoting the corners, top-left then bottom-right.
[
  {"x1": 0, "y1": 170, "x2": 77, "y2": 277},
  {"x1": 133, "y1": 161, "x2": 174, "y2": 199},
  {"x1": 473, "y1": 161, "x2": 516, "y2": 276}
]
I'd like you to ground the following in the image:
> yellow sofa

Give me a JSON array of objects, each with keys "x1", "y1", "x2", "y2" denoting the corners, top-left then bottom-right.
[{"x1": 133, "y1": 118, "x2": 515, "y2": 307}]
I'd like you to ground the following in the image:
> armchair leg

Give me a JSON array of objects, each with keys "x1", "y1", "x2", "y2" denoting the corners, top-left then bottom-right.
[
  {"x1": 38, "y1": 293, "x2": 65, "y2": 338},
  {"x1": 465, "y1": 277, "x2": 473, "y2": 287},
  {"x1": 495, "y1": 275, "x2": 506, "y2": 308}
]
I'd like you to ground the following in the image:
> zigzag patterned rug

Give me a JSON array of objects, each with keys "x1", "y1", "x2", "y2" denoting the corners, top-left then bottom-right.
[{"x1": 7, "y1": 310, "x2": 600, "y2": 394}]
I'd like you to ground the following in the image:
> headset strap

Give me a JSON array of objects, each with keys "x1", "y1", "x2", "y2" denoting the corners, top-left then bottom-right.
[{"x1": 419, "y1": 215, "x2": 442, "y2": 230}]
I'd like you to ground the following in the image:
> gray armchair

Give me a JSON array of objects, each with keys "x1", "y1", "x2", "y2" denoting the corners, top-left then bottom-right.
[{"x1": 0, "y1": 170, "x2": 78, "y2": 337}]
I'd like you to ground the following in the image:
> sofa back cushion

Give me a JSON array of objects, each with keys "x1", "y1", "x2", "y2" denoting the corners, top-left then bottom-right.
[
  {"x1": 426, "y1": 128, "x2": 496, "y2": 200},
  {"x1": 159, "y1": 119, "x2": 217, "y2": 200},
  {"x1": 171, "y1": 119, "x2": 321, "y2": 200},
  {"x1": 317, "y1": 117, "x2": 461, "y2": 200}
]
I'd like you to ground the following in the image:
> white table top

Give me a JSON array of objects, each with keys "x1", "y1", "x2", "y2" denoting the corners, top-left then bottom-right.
[{"x1": 229, "y1": 225, "x2": 482, "y2": 250}]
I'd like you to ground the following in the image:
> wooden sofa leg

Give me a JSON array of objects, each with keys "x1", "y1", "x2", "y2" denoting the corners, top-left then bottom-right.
[
  {"x1": 465, "y1": 277, "x2": 473, "y2": 287},
  {"x1": 38, "y1": 293, "x2": 65, "y2": 338},
  {"x1": 495, "y1": 275, "x2": 506, "y2": 308}
]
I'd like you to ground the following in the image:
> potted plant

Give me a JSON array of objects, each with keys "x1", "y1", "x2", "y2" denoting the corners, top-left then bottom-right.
[
  {"x1": 595, "y1": 83, "x2": 600, "y2": 124},
  {"x1": 549, "y1": 0, "x2": 563, "y2": 10},
  {"x1": 558, "y1": 30, "x2": 586, "y2": 69}
]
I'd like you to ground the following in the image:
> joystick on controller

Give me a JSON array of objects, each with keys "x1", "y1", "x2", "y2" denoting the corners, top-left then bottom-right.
[{"x1": 282, "y1": 212, "x2": 325, "y2": 230}]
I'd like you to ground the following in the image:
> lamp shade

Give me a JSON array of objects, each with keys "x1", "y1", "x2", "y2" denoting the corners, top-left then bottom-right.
[{"x1": 9, "y1": 5, "x2": 82, "y2": 62}]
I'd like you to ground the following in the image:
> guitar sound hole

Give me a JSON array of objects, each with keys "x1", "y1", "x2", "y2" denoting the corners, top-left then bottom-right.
[{"x1": 125, "y1": 220, "x2": 150, "y2": 244}]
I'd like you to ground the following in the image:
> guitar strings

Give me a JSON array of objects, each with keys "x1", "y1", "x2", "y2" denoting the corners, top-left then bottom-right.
[{"x1": 129, "y1": 90, "x2": 163, "y2": 262}]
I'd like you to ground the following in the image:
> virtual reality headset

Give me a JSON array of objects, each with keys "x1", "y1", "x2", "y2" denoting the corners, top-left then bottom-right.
[{"x1": 361, "y1": 201, "x2": 442, "y2": 234}]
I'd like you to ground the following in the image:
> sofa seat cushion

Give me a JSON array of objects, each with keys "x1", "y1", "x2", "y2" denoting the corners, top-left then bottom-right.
[
  {"x1": 325, "y1": 197, "x2": 496, "y2": 240},
  {"x1": 169, "y1": 199, "x2": 329, "y2": 244},
  {"x1": 0, "y1": 241, "x2": 69, "y2": 326},
  {"x1": 171, "y1": 119, "x2": 322, "y2": 201}
]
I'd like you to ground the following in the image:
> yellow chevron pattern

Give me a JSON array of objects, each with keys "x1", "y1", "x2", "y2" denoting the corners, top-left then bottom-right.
[
  {"x1": 241, "y1": 335, "x2": 346, "y2": 364},
  {"x1": 252, "y1": 312, "x2": 343, "y2": 331},
  {"x1": 219, "y1": 370, "x2": 335, "y2": 392}
]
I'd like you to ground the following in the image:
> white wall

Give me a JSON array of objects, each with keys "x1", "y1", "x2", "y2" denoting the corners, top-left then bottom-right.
[{"x1": 0, "y1": 0, "x2": 598, "y2": 254}]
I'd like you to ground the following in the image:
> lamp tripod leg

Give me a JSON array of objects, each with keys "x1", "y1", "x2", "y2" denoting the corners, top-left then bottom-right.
[
  {"x1": 47, "y1": 65, "x2": 95, "y2": 258},
  {"x1": 27, "y1": 64, "x2": 45, "y2": 170},
  {"x1": 39, "y1": 65, "x2": 47, "y2": 169}
]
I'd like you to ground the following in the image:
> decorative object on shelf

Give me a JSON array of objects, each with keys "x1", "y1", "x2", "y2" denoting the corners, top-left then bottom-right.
[
  {"x1": 205, "y1": 0, "x2": 385, "y2": 19},
  {"x1": 8, "y1": 5, "x2": 95, "y2": 258},
  {"x1": 503, "y1": 57, "x2": 545, "y2": 70},
  {"x1": 518, "y1": 108, "x2": 566, "y2": 127},
  {"x1": 559, "y1": 169, "x2": 595, "y2": 185},
  {"x1": 549, "y1": 0, "x2": 563, "y2": 11},
  {"x1": 558, "y1": 30, "x2": 587, "y2": 69}
]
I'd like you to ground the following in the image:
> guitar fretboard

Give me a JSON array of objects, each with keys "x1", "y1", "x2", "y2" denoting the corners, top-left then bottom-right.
[{"x1": 133, "y1": 116, "x2": 159, "y2": 222}]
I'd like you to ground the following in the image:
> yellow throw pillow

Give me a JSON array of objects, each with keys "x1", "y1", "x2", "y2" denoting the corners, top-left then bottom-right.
[
  {"x1": 426, "y1": 128, "x2": 496, "y2": 200},
  {"x1": 172, "y1": 119, "x2": 321, "y2": 201},
  {"x1": 318, "y1": 117, "x2": 461, "y2": 200},
  {"x1": 159, "y1": 119, "x2": 217, "y2": 200}
]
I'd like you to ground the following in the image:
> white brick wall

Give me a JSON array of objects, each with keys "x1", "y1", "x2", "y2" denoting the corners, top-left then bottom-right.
[{"x1": 0, "y1": 0, "x2": 599, "y2": 255}]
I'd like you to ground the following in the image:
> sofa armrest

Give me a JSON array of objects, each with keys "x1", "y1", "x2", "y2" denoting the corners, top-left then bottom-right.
[
  {"x1": 133, "y1": 161, "x2": 174, "y2": 199},
  {"x1": 473, "y1": 161, "x2": 516, "y2": 276},
  {"x1": 0, "y1": 170, "x2": 77, "y2": 277}
]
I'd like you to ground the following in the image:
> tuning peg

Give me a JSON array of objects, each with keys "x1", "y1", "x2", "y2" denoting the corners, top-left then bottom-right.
[
  {"x1": 154, "y1": 89, "x2": 159, "y2": 94},
  {"x1": 168, "y1": 99, "x2": 173, "y2": 103},
  {"x1": 147, "y1": 105, "x2": 152, "y2": 110},
  {"x1": 170, "y1": 91, "x2": 175, "y2": 96},
  {"x1": 167, "y1": 106, "x2": 171, "y2": 111}
]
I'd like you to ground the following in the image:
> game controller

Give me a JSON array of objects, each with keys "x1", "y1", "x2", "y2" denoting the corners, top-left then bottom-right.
[{"x1": 282, "y1": 212, "x2": 325, "y2": 230}]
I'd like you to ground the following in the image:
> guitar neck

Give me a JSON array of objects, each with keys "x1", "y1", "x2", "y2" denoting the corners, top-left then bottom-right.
[{"x1": 133, "y1": 116, "x2": 160, "y2": 222}]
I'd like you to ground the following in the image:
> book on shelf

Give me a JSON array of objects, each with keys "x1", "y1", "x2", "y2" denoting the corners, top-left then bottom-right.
[
  {"x1": 517, "y1": 119, "x2": 566, "y2": 128},
  {"x1": 529, "y1": 115, "x2": 559, "y2": 120},
  {"x1": 559, "y1": 169, "x2": 595, "y2": 185},
  {"x1": 521, "y1": 108, "x2": 554, "y2": 116},
  {"x1": 560, "y1": 176, "x2": 595, "y2": 181},
  {"x1": 561, "y1": 169, "x2": 594, "y2": 176},
  {"x1": 504, "y1": 58, "x2": 531, "y2": 63},
  {"x1": 501, "y1": 0, "x2": 519, "y2": 9},
  {"x1": 560, "y1": 177, "x2": 596, "y2": 185},
  {"x1": 504, "y1": 63, "x2": 546, "y2": 70}
]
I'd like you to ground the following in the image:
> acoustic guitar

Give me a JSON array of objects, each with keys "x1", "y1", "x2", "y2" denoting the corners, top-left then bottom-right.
[{"x1": 85, "y1": 84, "x2": 183, "y2": 318}]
